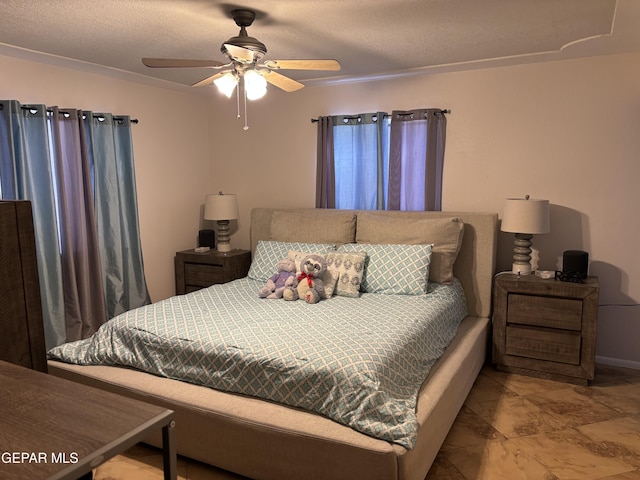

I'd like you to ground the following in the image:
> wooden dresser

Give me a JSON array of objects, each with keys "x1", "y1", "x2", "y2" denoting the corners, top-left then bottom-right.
[
  {"x1": 492, "y1": 273, "x2": 599, "y2": 385},
  {"x1": 174, "y1": 249, "x2": 251, "y2": 294},
  {"x1": 0, "y1": 200, "x2": 47, "y2": 372}
]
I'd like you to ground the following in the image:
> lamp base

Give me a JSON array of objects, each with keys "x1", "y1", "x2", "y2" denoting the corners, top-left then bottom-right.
[
  {"x1": 511, "y1": 263, "x2": 532, "y2": 275},
  {"x1": 216, "y1": 220, "x2": 232, "y2": 253},
  {"x1": 512, "y1": 233, "x2": 534, "y2": 275},
  {"x1": 216, "y1": 242, "x2": 231, "y2": 253}
]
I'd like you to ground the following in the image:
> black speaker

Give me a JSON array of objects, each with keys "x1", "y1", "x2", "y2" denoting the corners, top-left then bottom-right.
[
  {"x1": 198, "y1": 229, "x2": 215, "y2": 248},
  {"x1": 561, "y1": 250, "x2": 588, "y2": 281}
]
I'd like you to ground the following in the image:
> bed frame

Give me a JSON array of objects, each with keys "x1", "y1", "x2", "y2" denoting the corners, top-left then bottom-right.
[{"x1": 49, "y1": 208, "x2": 498, "y2": 480}]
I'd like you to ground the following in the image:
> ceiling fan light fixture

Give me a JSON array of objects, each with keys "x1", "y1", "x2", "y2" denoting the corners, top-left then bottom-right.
[
  {"x1": 142, "y1": 8, "x2": 341, "y2": 129},
  {"x1": 244, "y1": 69, "x2": 267, "y2": 100},
  {"x1": 214, "y1": 72, "x2": 238, "y2": 98}
]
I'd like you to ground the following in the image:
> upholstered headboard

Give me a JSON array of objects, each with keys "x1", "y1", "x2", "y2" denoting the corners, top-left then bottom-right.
[{"x1": 250, "y1": 208, "x2": 498, "y2": 319}]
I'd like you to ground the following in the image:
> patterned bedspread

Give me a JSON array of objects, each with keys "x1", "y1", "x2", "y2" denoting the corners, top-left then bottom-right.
[{"x1": 48, "y1": 277, "x2": 467, "y2": 449}]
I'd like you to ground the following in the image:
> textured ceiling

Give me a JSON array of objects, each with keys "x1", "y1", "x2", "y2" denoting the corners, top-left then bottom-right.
[{"x1": 1, "y1": 0, "x2": 639, "y2": 91}]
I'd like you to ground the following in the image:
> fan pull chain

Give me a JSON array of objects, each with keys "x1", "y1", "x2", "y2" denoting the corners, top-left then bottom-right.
[
  {"x1": 236, "y1": 84, "x2": 241, "y2": 120},
  {"x1": 243, "y1": 80, "x2": 249, "y2": 130}
]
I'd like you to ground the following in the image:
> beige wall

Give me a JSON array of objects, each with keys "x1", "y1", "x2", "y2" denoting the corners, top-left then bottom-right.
[
  {"x1": 1, "y1": 50, "x2": 638, "y2": 368},
  {"x1": 210, "y1": 53, "x2": 640, "y2": 369}
]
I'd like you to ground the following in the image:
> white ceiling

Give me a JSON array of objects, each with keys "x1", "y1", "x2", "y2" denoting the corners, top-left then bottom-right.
[{"x1": 1, "y1": 0, "x2": 639, "y2": 91}]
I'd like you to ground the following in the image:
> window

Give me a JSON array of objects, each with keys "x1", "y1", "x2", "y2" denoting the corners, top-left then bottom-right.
[
  {"x1": 316, "y1": 109, "x2": 447, "y2": 211},
  {"x1": 333, "y1": 113, "x2": 389, "y2": 210}
]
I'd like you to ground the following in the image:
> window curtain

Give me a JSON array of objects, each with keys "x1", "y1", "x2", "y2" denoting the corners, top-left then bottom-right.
[
  {"x1": 316, "y1": 112, "x2": 389, "y2": 210},
  {"x1": 315, "y1": 116, "x2": 335, "y2": 208},
  {"x1": 0, "y1": 101, "x2": 67, "y2": 348},
  {"x1": 0, "y1": 100, "x2": 150, "y2": 349},
  {"x1": 388, "y1": 108, "x2": 447, "y2": 211},
  {"x1": 51, "y1": 107, "x2": 107, "y2": 343},
  {"x1": 85, "y1": 113, "x2": 150, "y2": 319}
]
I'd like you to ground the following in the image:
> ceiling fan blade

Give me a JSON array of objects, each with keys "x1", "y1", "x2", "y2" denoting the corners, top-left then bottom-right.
[
  {"x1": 261, "y1": 71, "x2": 304, "y2": 92},
  {"x1": 142, "y1": 58, "x2": 225, "y2": 68},
  {"x1": 264, "y1": 59, "x2": 341, "y2": 71},
  {"x1": 223, "y1": 44, "x2": 255, "y2": 63},
  {"x1": 192, "y1": 72, "x2": 228, "y2": 87}
]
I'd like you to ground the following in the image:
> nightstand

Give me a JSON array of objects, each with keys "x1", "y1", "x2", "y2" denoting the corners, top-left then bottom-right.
[
  {"x1": 174, "y1": 249, "x2": 251, "y2": 294},
  {"x1": 492, "y1": 273, "x2": 599, "y2": 385}
]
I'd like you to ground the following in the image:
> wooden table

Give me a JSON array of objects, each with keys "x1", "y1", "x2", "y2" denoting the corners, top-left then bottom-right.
[{"x1": 0, "y1": 360, "x2": 176, "y2": 479}]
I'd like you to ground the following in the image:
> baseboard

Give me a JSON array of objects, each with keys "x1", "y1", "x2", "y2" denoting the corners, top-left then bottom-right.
[{"x1": 596, "y1": 355, "x2": 640, "y2": 371}]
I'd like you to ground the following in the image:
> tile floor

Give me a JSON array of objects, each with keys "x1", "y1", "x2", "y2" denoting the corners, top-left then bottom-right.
[{"x1": 94, "y1": 364, "x2": 640, "y2": 480}]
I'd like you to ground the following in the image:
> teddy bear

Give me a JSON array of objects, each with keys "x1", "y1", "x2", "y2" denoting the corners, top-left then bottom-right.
[
  {"x1": 258, "y1": 258, "x2": 297, "y2": 299},
  {"x1": 283, "y1": 253, "x2": 327, "y2": 304}
]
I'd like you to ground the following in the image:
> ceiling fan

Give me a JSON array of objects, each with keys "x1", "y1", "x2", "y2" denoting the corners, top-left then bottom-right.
[{"x1": 142, "y1": 8, "x2": 341, "y2": 97}]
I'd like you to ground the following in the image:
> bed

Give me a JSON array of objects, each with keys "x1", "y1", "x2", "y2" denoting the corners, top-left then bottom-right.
[{"x1": 48, "y1": 208, "x2": 497, "y2": 480}]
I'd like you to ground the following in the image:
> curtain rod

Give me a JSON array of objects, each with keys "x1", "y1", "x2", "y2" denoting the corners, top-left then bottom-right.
[
  {"x1": 13, "y1": 105, "x2": 139, "y2": 124},
  {"x1": 310, "y1": 109, "x2": 450, "y2": 123}
]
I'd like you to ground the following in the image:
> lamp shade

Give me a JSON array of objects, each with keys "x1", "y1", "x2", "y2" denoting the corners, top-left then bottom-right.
[
  {"x1": 501, "y1": 196, "x2": 550, "y2": 234},
  {"x1": 204, "y1": 193, "x2": 238, "y2": 221}
]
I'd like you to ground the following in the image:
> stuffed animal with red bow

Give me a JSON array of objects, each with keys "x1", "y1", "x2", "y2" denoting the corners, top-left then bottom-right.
[{"x1": 283, "y1": 254, "x2": 327, "y2": 304}]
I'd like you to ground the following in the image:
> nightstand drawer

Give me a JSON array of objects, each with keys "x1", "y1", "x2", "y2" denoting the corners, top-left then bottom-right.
[
  {"x1": 507, "y1": 294, "x2": 582, "y2": 330},
  {"x1": 506, "y1": 325, "x2": 581, "y2": 365},
  {"x1": 184, "y1": 263, "x2": 226, "y2": 286}
]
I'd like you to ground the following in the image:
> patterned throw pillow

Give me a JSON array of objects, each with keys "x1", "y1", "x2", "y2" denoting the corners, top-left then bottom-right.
[
  {"x1": 324, "y1": 251, "x2": 367, "y2": 298},
  {"x1": 339, "y1": 243, "x2": 433, "y2": 295},
  {"x1": 247, "y1": 241, "x2": 335, "y2": 282},
  {"x1": 355, "y1": 213, "x2": 463, "y2": 284}
]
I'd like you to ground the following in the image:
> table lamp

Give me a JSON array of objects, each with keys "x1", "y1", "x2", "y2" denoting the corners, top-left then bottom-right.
[
  {"x1": 204, "y1": 192, "x2": 238, "y2": 253},
  {"x1": 501, "y1": 195, "x2": 550, "y2": 275}
]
